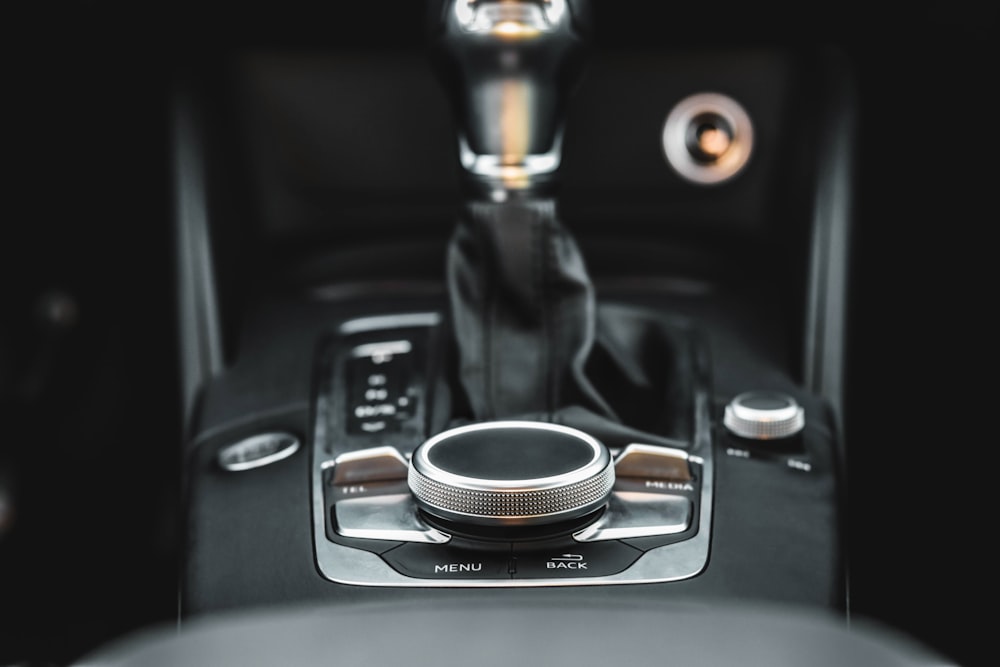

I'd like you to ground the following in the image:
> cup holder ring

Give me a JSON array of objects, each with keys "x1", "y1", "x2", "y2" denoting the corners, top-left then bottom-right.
[{"x1": 662, "y1": 92, "x2": 754, "y2": 185}]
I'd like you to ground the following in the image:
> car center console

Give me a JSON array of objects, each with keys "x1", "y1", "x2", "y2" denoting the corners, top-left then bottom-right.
[
  {"x1": 176, "y1": 0, "x2": 850, "y2": 617},
  {"x1": 182, "y1": 295, "x2": 843, "y2": 608}
]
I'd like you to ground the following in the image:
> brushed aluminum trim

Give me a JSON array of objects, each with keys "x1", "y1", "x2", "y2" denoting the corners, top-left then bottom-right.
[
  {"x1": 332, "y1": 446, "x2": 410, "y2": 485},
  {"x1": 217, "y1": 432, "x2": 300, "y2": 472},
  {"x1": 335, "y1": 494, "x2": 451, "y2": 544},
  {"x1": 573, "y1": 491, "x2": 691, "y2": 542}
]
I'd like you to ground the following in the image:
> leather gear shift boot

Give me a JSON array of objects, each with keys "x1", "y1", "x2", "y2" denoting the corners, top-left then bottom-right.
[
  {"x1": 448, "y1": 198, "x2": 612, "y2": 421},
  {"x1": 446, "y1": 199, "x2": 692, "y2": 449}
]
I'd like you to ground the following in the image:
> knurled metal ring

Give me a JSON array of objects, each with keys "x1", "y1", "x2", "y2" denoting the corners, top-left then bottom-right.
[{"x1": 408, "y1": 421, "x2": 615, "y2": 526}]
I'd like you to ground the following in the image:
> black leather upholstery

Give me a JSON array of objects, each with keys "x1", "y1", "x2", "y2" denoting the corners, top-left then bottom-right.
[{"x1": 73, "y1": 597, "x2": 951, "y2": 667}]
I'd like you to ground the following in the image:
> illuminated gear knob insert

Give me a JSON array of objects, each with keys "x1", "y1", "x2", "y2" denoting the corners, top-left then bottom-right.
[{"x1": 408, "y1": 421, "x2": 615, "y2": 528}]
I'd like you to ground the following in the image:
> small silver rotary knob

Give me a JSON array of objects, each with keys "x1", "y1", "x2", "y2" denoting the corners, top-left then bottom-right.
[
  {"x1": 723, "y1": 391, "x2": 805, "y2": 440},
  {"x1": 408, "y1": 421, "x2": 614, "y2": 527}
]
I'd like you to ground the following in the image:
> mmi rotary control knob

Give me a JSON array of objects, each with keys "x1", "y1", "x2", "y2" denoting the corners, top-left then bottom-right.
[{"x1": 408, "y1": 421, "x2": 615, "y2": 528}]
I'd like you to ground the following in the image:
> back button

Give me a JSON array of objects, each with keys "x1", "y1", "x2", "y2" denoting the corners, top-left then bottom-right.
[
  {"x1": 381, "y1": 540, "x2": 512, "y2": 580},
  {"x1": 512, "y1": 539, "x2": 642, "y2": 579}
]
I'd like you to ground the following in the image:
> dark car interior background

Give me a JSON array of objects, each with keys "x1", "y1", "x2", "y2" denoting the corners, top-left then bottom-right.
[{"x1": 2, "y1": 1, "x2": 993, "y2": 666}]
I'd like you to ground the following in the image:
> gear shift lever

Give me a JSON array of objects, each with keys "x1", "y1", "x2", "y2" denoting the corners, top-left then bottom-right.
[
  {"x1": 433, "y1": 0, "x2": 685, "y2": 448},
  {"x1": 431, "y1": 0, "x2": 622, "y2": 424}
]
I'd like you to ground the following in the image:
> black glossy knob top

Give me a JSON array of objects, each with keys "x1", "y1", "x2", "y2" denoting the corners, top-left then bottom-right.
[{"x1": 408, "y1": 421, "x2": 614, "y2": 526}]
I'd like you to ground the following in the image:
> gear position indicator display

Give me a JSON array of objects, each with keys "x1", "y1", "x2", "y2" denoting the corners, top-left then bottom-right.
[{"x1": 347, "y1": 340, "x2": 419, "y2": 435}]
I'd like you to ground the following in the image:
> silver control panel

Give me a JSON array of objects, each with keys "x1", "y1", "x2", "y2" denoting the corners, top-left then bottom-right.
[{"x1": 311, "y1": 313, "x2": 714, "y2": 587}]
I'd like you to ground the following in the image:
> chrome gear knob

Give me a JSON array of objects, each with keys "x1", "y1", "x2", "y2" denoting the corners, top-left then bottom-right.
[{"x1": 428, "y1": 0, "x2": 592, "y2": 196}]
